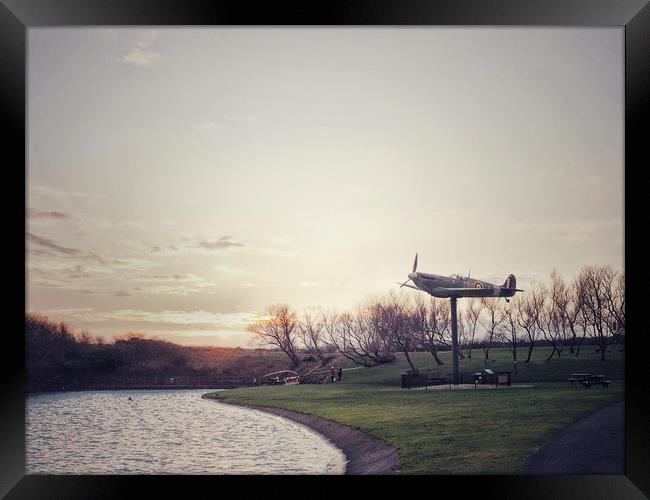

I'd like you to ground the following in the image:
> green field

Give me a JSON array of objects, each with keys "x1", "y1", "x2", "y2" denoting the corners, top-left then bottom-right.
[{"x1": 205, "y1": 347, "x2": 624, "y2": 474}]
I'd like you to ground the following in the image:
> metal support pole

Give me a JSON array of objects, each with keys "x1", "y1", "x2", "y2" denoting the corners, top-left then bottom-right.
[{"x1": 450, "y1": 297, "x2": 460, "y2": 385}]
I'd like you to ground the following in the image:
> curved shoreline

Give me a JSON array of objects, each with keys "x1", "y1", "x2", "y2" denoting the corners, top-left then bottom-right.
[{"x1": 203, "y1": 396, "x2": 400, "y2": 475}]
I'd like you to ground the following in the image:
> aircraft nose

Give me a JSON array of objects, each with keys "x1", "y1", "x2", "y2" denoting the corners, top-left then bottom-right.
[{"x1": 408, "y1": 272, "x2": 417, "y2": 280}]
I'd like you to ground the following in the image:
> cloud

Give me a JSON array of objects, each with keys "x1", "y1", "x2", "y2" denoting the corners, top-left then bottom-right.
[
  {"x1": 512, "y1": 219, "x2": 621, "y2": 242},
  {"x1": 193, "y1": 122, "x2": 220, "y2": 132},
  {"x1": 150, "y1": 244, "x2": 178, "y2": 253},
  {"x1": 30, "y1": 185, "x2": 106, "y2": 208},
  {"x1": 121, "y1": 31, "x2": 164, "y2": 67},
  {"x1": 27, "y1": 232, "x2": 82, "y2": 256},
  {"x1": 193, "y1": 116, "x2": 257, "y2": 132},
  {"x1": 122, "y1": 48, "x2": 163, "y2": 66},
  {"x1": 27, "y1": 232, "x2": 121, "y2": 267},
  {"x1": 138, "y1": 273, "x2": 206, "y2": 284},
  {"x1": 147, "y1": 237, "x2": 243, "y2": 255},
  {"x1": 27, "y1": 208, "x2": 73, "y2": 220},
  {"x1": 197, "y1": 236, "x2": 244, "y2": 250},
  {"x1": 226, "y1": 115, "x2": 257, "y2": 123},
  {"x1": 213, "y1": 264, "x2": 246, "y2": 276},
  {"x1": 66, "y1": 265, "x2": 91, "y2": 279},
  {"x1": 299, "y1": 281, "x2": 326, "y2": 288},
  {"x1": 38, "y1": 308, "x2": 258, "y2": 329}
]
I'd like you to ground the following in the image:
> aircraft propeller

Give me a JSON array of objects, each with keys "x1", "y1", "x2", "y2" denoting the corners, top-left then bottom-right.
[{"x1": 398, "y1": 252, "x2": 418, "y2": 288}]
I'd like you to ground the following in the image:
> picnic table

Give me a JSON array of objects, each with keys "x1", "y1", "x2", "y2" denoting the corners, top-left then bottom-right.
[
  {"x1": 582, "y1": 375, "x2": 610, "y2": 388},
  {"x1": 567, "y1": 373, "x2": 610, "y2": 388},
  {"x1": 567, "y1": 373, "x2": 591, "y2": 385}
]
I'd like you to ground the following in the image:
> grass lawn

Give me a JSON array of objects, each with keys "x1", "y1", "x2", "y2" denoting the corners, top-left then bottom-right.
[{"x1": 205, "y1": 348, "x2": 624, "y2": 474}]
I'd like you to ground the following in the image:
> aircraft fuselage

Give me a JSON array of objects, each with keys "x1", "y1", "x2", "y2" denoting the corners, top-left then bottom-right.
[{"x1": 409, "y1": 272, "x2": 517, "y2": 299}]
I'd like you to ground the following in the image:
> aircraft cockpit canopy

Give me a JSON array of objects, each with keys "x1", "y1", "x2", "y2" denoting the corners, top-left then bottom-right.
[{"x1": 449, "y1": 274, "x2": 463, "y2": 280}]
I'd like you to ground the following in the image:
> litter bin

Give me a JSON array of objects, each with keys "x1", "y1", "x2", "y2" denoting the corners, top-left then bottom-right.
[{"x1": 496, "y1": 371, "x2": 512, "y2": 386}]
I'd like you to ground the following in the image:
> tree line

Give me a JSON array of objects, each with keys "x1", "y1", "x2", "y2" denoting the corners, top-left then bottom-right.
[
  {"x1": 24, "y1": 314, "x2": 291, "y2": 390},
  {"x1": 248, "y1": 265, "x2": 625, "y2": 372}
]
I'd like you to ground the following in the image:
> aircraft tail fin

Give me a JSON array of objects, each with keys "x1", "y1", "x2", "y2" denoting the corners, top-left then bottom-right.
[{"x1": 502, "y1": 274, "x2": 516, "y2": 290}]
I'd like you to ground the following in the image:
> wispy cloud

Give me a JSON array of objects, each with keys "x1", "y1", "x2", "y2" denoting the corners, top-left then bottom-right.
[
  {"x1": 38, "y1": 308, "x2": 258, "y2": 329},
  {"x1": 150, "y1": 244, "x2": 178, "y2": 253},
  {"x1": 193, "y1": 122, "x2": 220, "y2": 132},
  {"x1": 147, "y1": 236, "x2": 244, "y2": 256},
  {"x1": 26, "y1": 232, "x2": 123, "y2": 267},
  {"x1": 193, "y1": 115, "x2": 257, "y2": 132},
  {"x1": 512, "y1": 219, "x2": 621, "y2": 242},
  {"x1": 226, "y1": 115, "x2": 257, "y2": 123},
  {"x1": 27, "y1": 232, "x2": 82, "y2": 256},
  {"x1": 27, "y1": 208, "x2": 73, "y2": 220},
  {"x1": 66, "y1": 265, "x2": 91, "y2": 279},
  {"x1": 121, "y1": 30, "x2": 164, "y2": 67},
  {"x1": 30, "y1": 185, "x2": 105, "y2": 209},
  {"x1": 197, "y1": 236, "x2": 244, "y2": 250},
  {"x1": 299, "y1": 281, "x2": 326, "y2": 288},
  {"x1": 213, "y1": 264, "x2": 246, "y2": 276}
]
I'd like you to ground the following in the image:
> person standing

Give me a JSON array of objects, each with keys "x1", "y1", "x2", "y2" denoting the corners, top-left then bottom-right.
[
  {"x1": 337, "y1": 368, "x2": 343, "y2": 382},
  {"x1": 329, "y1": 366, "x2": 336, "y2": 384}
]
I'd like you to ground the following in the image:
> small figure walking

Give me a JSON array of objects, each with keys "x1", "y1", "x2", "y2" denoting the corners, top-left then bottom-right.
[
  {"x1": 337, "y1": 368, "x2": 343, "y2": 382},
  {"x1": 329, "y1": 366, "x2": 336, "y2": 384}
]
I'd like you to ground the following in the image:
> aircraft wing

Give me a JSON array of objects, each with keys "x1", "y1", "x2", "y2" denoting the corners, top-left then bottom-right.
[{"x1": 436, "y1": 287, "x2": 494, "y2": 297}]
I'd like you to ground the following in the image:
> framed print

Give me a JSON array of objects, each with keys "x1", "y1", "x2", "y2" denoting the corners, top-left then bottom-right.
[{"x1": 3, "y1": 0, "x2": 648, "y2": 498}]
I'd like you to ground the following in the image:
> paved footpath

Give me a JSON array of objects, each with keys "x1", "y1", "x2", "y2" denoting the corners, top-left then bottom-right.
[{"x1": 520, "y1": 401, "x2": 624, "y2": 474}]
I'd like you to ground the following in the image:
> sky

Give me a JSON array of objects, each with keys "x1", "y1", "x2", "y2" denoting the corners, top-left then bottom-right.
[{"x1": 26, "y1": 28, "x2": 624, "y2": 347}]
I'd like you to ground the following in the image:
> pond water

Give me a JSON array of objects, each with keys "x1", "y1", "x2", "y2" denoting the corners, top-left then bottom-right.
[{"x1": 25, "y1": 390, "x2": 346, "y2": 474}]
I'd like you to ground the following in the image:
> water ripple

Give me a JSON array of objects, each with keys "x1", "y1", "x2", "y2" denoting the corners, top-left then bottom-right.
[{"x1": 26, "y1": 390, "x2": 346, "y2": 475}]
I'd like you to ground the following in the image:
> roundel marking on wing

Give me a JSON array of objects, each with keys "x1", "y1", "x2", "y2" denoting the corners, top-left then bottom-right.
[{"x1": 475, "y1": 282, "x2": 484, "y2": 289}]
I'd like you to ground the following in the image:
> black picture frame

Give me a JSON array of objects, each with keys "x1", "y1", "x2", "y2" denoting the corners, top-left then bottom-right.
[{"x1": 3, "y1": 0, "x2": 648, "y2": 498}]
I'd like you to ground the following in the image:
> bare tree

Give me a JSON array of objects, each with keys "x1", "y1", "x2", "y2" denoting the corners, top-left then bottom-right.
[
  {"x1": 247, "y1": 304, "x2": 301, "y2": 367},
  {"x1": 296, "y1": 307, "x2": 330, "y2": 366},
  {"x1": 564, "y1": 277, "x2": 584, "y2": 354},
  {"x1": 77, "y1": 330, "x2": 92, "y2": 345},
  {"x1": 322, "y1": 306, "x2": 395, "y2": 367},
  {"x1": 376, "y1": 292, "x2": 418, "y2": 372},
  {"x1": 498, "y1": 301, "x2": 522, "y2": 374},
  {"x1": 545, "y1": 270, "x2": 569, "y2": 360},
  {"x1": 322, "y1": 311, "x2": 368, "y2": 367},
  {"x1": 363, "y1": 301, "x2": 397, "y2": 363},
  {"x1": 322, "y1": 311, "x2": 366, "y2": 366},
  {"x1": 462, "y1": 298, "x2": 483, "y2": 359},
  {"x1": 411, "y1": 295, "x2": 449, "y2": 366},
  {"x1": 604, "y1": 271, "x2": 625, "y2": 346},
  {"x1": 456, "y1": 313, "x2": 466, "y2": 360},
  {"x1": 575, "y1": 293, "x2": 594, "y2": 357},
  {"x1": 516, "y1": 285, "x2": 541, "y2": 362},
  {"x1": 577, "y1": 265, "x2": 616, "y2": 360},
  {"x1": 479, "y1": 297, "x2": 505, "y2": 365}
]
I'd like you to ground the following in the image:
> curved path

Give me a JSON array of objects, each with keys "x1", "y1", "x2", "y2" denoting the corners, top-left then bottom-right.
[
  {"x1": 209, "y1": 398, "x2": 399, "y2": 474},
  {"x1": 520, "y1": 401, "x2": 624, "y2": 474}
]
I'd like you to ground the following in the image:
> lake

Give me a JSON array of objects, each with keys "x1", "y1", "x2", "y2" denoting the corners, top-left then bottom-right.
[{"x1": 25, "y1": 389, "x2": 346, "y2": 474}]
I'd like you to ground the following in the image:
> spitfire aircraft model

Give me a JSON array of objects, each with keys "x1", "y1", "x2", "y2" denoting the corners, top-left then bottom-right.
[{"x1": 397, "y1": 253, "x2": 523, "y2": 302}]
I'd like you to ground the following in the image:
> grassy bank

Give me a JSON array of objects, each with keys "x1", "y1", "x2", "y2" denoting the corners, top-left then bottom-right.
[{"x1": 205, "y1": 348, "x2": 624, "y2": 474}]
